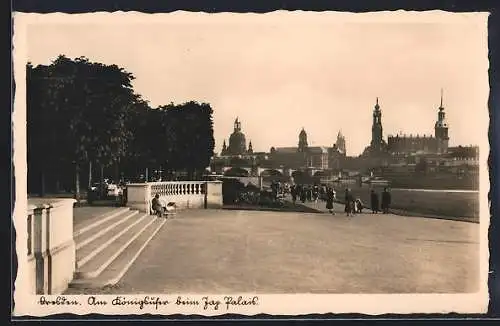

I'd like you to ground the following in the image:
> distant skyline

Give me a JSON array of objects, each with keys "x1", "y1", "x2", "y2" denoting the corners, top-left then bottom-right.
[{"x1": 20, "y1": 11, "x2": 489, "y2": 156}]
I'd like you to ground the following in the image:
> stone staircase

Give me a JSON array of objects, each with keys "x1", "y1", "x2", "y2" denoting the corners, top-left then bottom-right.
[{"x1": 68, "y1": 207, "x2": 166, "y2": 289}]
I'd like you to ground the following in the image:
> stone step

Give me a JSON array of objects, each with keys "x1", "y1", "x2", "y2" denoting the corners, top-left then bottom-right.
[
  {"x1": 76, "y1": 210, "x2": 141, "y2": 268},
  {"x1": 74, "y1": 213, "x2": 156, "y2": 279},
  {"x1": 69, "y1": 217, "x2": 166, "y2": 289},
  {"x1": 74, "y1": 209, "x2": 137, "y2": 250},
  {"x1": 74, "y1": 207, "x2": 131, "y2": 237}
]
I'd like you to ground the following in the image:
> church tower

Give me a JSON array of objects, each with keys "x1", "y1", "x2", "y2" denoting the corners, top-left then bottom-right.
[
  {"x1": 336, "y1": 130, "x2": 346, "y2": 155},
  {"x1": 234, "y1": 117, "x2": 242, "y2": 132},
  {"x1": 227, "y1": 117, "x2": 247, "y2": 155},
  {"x1": 434, "y1": 89, "x2": 449, "y2": 154},
  {"x1": 371, "y1": 97, "x2": 383, "y2": 152},
  {"x1": 298, "y1": 128, "x2": 309, "y2": 152},
  {"x1": 221, "y1": 139, "x2": 228, "y2": 156},
  {"x1": 247, "y1": 140, "x2": 253, "y2": 154}
]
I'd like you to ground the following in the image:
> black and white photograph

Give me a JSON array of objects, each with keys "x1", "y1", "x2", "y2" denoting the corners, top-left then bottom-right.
[{"x1": 12, "y1": 10, "x2": 490, "y2": 316}]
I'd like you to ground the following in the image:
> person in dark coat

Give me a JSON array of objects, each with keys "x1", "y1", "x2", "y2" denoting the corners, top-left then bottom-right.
[
  {"x1": 152, "y1": 194, "x2": 164, "y2": 217},
  {"x1": 381, "y1": 187, "x2": 391, "y2": 214},
  {"x1": 300, "y1": 186, "x2": 307, "y2": 203},
  {"x1": 344, "y1": 188, "x2": 354, "y2": 216},
  {"x1": 326, "y1": 187, "x2": 335, "y2": 215},
  {"x1": 370, "y1": 189, "x2": 379, "y2": 214},
  {"x1": 354, "y1": 198, "x2": 364, "y2": 213},
  {"x1": 291, "y1": 185, "x2": 297, "y2": 204}
]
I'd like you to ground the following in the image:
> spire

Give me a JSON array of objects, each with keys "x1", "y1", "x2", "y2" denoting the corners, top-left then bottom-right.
[
  {"x1": 234, "y1": 117, "x2": 242, "y2": 132},
  {"x1": 374, "y1": 97, "x2": 380, "y2": 110},
  {"x1": 298, "y1": 127, "x2": 308, "y2": 152},
  {"x1": 439, "y1": 88, "x2": 444, "y2": 110},
  {"x1": 221, "y1": 139, "x2": 227, "y2": 155}
]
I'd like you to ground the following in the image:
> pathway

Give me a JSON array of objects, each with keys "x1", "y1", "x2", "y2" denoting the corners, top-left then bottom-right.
[{"x1": 68, "y1": 208, "x2": 480, "y2": 294}]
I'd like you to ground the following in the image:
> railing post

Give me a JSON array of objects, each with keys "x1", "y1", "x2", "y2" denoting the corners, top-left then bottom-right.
[
  {"x1": 33, "y1": 204, "x2": 49, "y2": 294},
  {"x1": 204, "y1": 181, "x2": 208, "y2": 209}
]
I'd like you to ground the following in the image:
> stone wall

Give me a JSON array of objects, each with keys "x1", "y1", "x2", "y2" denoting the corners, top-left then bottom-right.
[
  {"x1": 127, "y1": 181, "x2": 224, "y2": 213},
  {"x1": 25, "y1": 198, "x2": 76, "y2": 294}
]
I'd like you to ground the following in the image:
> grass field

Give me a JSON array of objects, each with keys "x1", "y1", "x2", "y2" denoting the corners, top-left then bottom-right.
[{"x1": 333, "y1": 186, "x2": 480, "y2": 220}]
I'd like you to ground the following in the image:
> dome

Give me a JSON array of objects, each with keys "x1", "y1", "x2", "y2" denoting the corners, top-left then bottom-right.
[{"x1": 228, "y1": 130, "x2": 247, "y2": 155}]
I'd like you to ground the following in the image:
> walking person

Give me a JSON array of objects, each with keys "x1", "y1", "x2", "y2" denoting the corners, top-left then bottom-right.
[
  {"x1": 291, "y1": 185, "x2": 297, "y2": 204},
  {"x1": 344, "y1": 188, "x2": 354, "y2": 216},
  {"x1": 313, "y1": 185, "x2": 319, "y2": 203},
  {"x1": 355, "y1": 198, "x2": 364, "y2": 214},
  {"x1": 370, "y1": 189, "x2": 379, "y2": 214},
  {"x1": 350, "y1": 194, "x2": 357, "y2": 216},
  {"x1": 300, "y1": 186, "x2": 307, "y2": 203},
  {"x1": 326, "y1": 187, "x2": 335, "y2": 215},
  {"x1": 381, "y1": 187, "x2": 391, "y2": 214}
]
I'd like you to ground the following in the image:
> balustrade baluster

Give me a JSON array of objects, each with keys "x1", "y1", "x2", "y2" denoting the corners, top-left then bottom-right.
[{"x1": 27, "y1": 214, "x2": 32, "y2": 255}]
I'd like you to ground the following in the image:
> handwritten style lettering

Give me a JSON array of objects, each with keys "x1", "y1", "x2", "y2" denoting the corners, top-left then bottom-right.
[
  {"x1": 38, "y1": 296, "x2": 80, "y2": 306},
  {"x1": 175, "y1": 296, "x2": 200, "y2": 306},
  {"x1": 35, "y1": 295, "x2": 260, "y2": 311},
  {"x1": 87, "y1": 296, "x2": 107, "y2": 306},
  {"x1": 111, "y1": 296, "x2": 170, "y2": 310},
  {"x1": 201, "y1": 296, "x2": 222, "y2": 310},
  {"x1": 224, "y1": 296, "x2": 259, "y2": 310}
]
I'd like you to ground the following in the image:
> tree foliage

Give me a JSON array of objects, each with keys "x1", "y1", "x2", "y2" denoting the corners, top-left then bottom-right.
[{"x1": 27, "y1": 55, "x2": 215, "y2": 196}]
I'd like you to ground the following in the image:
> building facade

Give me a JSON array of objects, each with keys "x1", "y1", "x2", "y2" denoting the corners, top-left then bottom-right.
[
  {"x1": 213, "y1": 118, "x2": 346, "y2": 174},
  {"x1": 387, "y1": 91, "x2": 449, "y2": 155},
  {"x1": 221, "y1": 117, "x2": 253, "y2": 157},
  {"x1": 362, "y1": 98, "x2": 389, "y2": 156}
]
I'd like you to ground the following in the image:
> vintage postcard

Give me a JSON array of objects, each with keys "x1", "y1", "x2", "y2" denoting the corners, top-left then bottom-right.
[{"x1": 12, "y1": 10, "x2": 490, "y2": 317}]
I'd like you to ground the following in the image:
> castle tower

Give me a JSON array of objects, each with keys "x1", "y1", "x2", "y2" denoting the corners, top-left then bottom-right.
[
  {"x1": 298, "y1": 128, "x2": 309, "y2": 152},
  {"x1": 434, "y1": 89, "x2": 449, "y2": 154},
  {"x1": 371, "y1": 97, "x2": 383, "y2": 151}
]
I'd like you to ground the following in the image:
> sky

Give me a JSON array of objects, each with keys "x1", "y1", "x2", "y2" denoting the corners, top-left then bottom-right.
[{"x1": 19, "y1": 11, "x2": 489, "y2": 156}]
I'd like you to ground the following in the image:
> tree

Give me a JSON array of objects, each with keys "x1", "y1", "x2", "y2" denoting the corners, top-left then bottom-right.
[
  {"x1": 27, "y1": 54, "x2": 217, "y2": 195},
  {"x1": 163, "y1": 101, "x2": 215, "y2": 179},
  {"x1": 27, "y1": 62, "x2": 52, "y2": 195},
  {"x1": 27, "y1": 55, "x2": 138, "y2": 201}
]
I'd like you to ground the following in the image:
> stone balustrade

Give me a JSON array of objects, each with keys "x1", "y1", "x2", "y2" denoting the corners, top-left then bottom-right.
[
  {"x1": 25, "y1": 198, "x2": 76, "y2": 294},
  {"x1": 127, "y1": 181, "x2": 223, "y2": 213}
]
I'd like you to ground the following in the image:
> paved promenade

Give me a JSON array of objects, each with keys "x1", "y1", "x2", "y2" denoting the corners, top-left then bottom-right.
[{"x1": 71, "y1": 207, "x2": 480, "y2": 294}]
